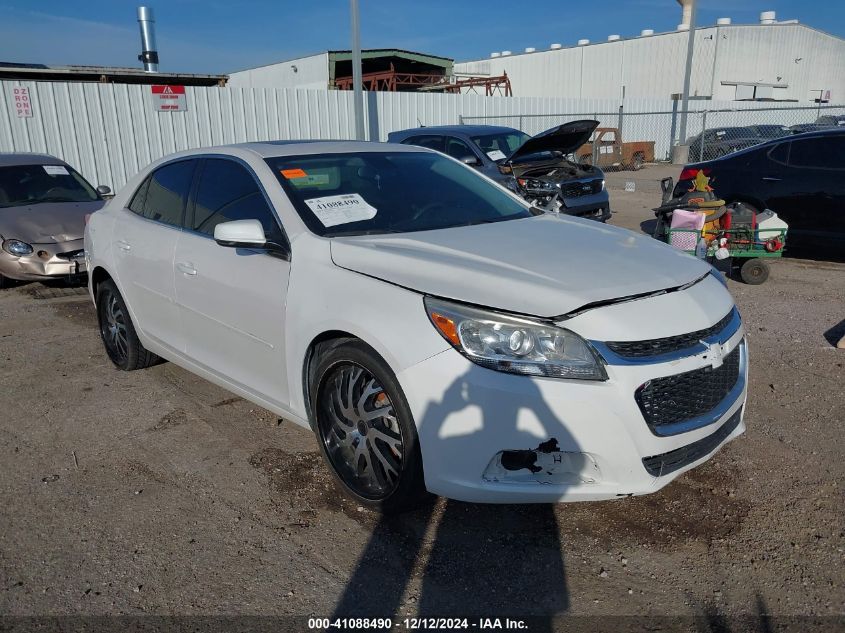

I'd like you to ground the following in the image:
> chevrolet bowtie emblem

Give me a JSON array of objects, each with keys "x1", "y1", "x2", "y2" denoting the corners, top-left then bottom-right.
[{"x1": 706, "y1": 342, "x2": 725, "y2": 369}]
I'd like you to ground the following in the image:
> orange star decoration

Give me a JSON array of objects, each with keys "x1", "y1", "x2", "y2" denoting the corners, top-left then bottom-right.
[{"x1": 689, "y1": 170, "x2": 713, "y2": 192}]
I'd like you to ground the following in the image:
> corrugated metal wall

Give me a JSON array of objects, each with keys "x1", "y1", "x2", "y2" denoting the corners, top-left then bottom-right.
[
  {"x1": 1, "y1": 79, "x2": 842, "y2": 190},
  {"x1": 454, "y1": 24, "x2": 845, "y2": 102}
]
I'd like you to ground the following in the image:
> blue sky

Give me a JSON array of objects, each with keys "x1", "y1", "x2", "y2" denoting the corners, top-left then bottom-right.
[{"x1": 0, "y1": 1, "x2": 842, "y2": 74}]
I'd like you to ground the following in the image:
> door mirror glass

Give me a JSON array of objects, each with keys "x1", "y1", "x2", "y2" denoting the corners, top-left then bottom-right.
[
  {"x1": 214, "y1": 219, "x2": 267, "y2": 247},
  {"x1": 460, "y1": 155, "x2": 481, "y2": 166}
]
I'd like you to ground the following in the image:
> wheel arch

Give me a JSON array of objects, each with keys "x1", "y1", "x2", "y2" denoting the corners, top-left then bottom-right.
[{"x1": 90, "y1": 266, "x2": 114, "y2": 304}]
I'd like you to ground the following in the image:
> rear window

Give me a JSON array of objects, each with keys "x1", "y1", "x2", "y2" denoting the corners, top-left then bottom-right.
[
  {"x1": 267, "y1": 151, "x2": 532, "y2": 237},
  {"x1": 0, "y1": 164, "x2": 98, "y2": 208}
]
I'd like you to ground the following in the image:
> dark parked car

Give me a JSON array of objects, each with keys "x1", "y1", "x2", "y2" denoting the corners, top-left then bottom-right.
[
  {"x1": 789, "y1": 123, "x2": 830, "y2": 135},
  {"x1": 746, "y1": 124, "x2": 791, "y2": 140},
  {"x1": 814, "y1": 114, "x2": 845, "y2": 127},
  {"x1": 387, "y1": 122, "x2": 611, "y2": 221},
  {"x1": 686, "y1": 127, "x2": 761, "y2": 162},
  {"x1": 673, "y1": 129, "x2": 845, "y2": 249}
]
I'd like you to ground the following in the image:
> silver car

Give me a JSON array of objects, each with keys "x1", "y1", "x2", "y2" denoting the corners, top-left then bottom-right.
[{"x1": 0, "y1": 153, "x2": 107, "y2": 288}]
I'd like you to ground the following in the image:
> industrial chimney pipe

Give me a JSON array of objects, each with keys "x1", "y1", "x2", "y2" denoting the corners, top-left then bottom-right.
[{"x1": 137, "y1": 6, "x2": 159, "y2": 72}]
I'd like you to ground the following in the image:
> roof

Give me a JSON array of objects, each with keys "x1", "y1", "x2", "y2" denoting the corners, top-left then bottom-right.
[
  {"x1": 458, "y1": 21, "x2": 844, "y2": 64},
  {"x1": 0, "y1": 63, "x2": 227, "y2": 86},
  {"x1": 389, "y1": 125, "x2": 520, "y2": 137},
  {"x1": 231, "y1": 48, "x2": 453, "y2": 75},
  {"x1": 153, "y1": 140, "x2": 433, "y2": 163},
  {"x1": 0, "y1": 153, "x2": 66, "y2": 167}
]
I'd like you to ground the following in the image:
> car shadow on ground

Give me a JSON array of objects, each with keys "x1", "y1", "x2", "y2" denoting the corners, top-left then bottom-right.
[
  {"x1": 331, "y1": 366, "x2": 573, "y2": 628},
  {"x1": 823, "y1": 318, "x2": 845, "y2": 348}
]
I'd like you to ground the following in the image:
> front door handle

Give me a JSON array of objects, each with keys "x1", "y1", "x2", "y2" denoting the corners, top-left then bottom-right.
[
  {"x1": 117, "y1": 240, "x2": 131, "y2": 251},
  {"x1": 762, "y1": 176, "x2": 782, "y2": 182},
  {"x1": 176, "y1": 262, "x2": 197, "y2": 276}
]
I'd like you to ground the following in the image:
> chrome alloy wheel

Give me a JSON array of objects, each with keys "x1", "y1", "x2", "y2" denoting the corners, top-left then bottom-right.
[
  {"x1": 317, "y1": 363, "x2": 404, "y2": 499},
  {"x1": 101, "y1": 292, "x2": 129, "y2": 361}
]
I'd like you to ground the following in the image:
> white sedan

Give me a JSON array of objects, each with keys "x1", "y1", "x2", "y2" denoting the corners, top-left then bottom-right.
[{"x1": 85, "y1": 141, "x2": 747, "y2": 512}]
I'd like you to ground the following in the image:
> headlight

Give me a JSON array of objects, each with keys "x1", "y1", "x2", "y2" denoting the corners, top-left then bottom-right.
[
  {"x1": 2, "y1": 239, "x2": 34, "y2": 256},
  {"x1": 425, "y1": 297, "x2": 607, "y2": 380},
  {"x1": 517, "y1": 178, "x2": 557, "y2": 192}
]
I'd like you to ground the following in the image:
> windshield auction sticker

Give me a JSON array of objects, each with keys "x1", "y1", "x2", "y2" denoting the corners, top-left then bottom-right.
[
  {"x1": 304, "y1": 193, "x2": 377, "y2": 227},
  {"x1": 486, "y1": 150, "x2": 506, "y2": 161},
  {"x1": 43, "y1": 165, "x2": 69, "y2": 176}
]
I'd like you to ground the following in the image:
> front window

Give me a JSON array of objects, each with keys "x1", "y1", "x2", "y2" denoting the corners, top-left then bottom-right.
[
  {"x1": 470, "y1": 131, "x2": 530, "y2": 162},
  {"x1": 0, "y1": 164, "x2": 99, "y2": 208},
  {"x1": 267, "y1": 151, "x2": 533, "y2": 237}
]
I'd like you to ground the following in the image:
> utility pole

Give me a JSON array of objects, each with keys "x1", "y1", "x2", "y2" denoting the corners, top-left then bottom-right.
[
  {"x1": 350, "y1": 0, "x2": 365, "y2": 140},
  {"x1": 678, "y1": 0, "x2": 697, "y2": 145}
]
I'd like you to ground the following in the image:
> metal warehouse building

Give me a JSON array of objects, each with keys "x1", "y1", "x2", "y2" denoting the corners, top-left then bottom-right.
[
  {"x1": 227, "y1": 49, "x2": 454, "y2": 91},
  {"x1": 454, "y1": 13, "x2": 845, "y2": 103}
]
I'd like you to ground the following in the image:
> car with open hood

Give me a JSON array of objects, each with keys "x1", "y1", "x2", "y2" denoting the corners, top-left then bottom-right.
[
  {"x1": 85, "y1": 141, "x2": 747, "y2": 512},
  {"x1": 388, "y1": 120, "x2": 610, "y2": 222},
  {"x1": 0, "y1": 153, "x2": 109, "y2": 288}
]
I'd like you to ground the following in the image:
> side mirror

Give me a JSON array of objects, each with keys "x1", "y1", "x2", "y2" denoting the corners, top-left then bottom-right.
[
  {"x1": 214, "y1": 219, "x2": 290, "y2": 260},
  {"x1": 96, "y1": 185, "x2": 113, "y2": 198},
  {"x1": 460, "y1": 155, "x2": 481, "y2": 167}
]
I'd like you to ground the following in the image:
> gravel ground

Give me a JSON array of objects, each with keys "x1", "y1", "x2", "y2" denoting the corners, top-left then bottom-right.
[{"x1": 1, "y1": 165, "x2": 843, "y2": 631}]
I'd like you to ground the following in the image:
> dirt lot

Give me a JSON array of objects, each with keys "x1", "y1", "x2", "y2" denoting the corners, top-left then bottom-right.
[{"x1": 1, "y1": 165, "x2": 843, "y2": 631}]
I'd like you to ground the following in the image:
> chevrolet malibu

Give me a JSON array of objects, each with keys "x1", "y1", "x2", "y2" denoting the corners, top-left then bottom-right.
[{"x1": 85, "y1": 141, "x2": 748, "y2": 512}]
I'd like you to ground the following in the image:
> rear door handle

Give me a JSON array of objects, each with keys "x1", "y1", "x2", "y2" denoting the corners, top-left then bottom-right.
[
  {"x1": 176, "y1": 262, "x2": 197, "y2": 276},
  {"x1": 762, "y1": 176, "x2": 782, "y2": 182},
  {"x1": 116, "y1": 240, "x2": 131, "y2": 251}
]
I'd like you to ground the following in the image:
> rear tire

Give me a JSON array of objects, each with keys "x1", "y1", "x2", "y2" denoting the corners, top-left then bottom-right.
[
  {"x1": 96, "y1": 280, "x2": 160, "y2": 370},
  {"x1": 739, "y1": 258, "x2": 769, "y2": 285},
  {"x1": 310, "y1": 339, "x2": 429, "y2": 513},
  {"x1": 631, "y1": 152, "x2": 644, "y2": 171}
]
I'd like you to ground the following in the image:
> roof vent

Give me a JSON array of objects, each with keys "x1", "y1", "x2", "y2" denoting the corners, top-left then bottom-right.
[
  {"x1": 550, "y1": 43, "x2": 562, "y2": 49},
  {"x1": 716, "y1": 17, "x2": 732, "y2": 25},
  {"x1": 490, "y1": 52, "x2": 501, "y2": 58},
  {"x1": 608, "y1": 34, "x2": 621, "y2": 41},
  {"x1": 501, "y1": 50, "x2": 512, "y2": 56},
  {"x1": 760, "y1": 10, "x2": 776, "y2": 24},
  {"x1": 640, "y1": 29, "x2": 654, "y2": 36},
  {"x1": 577, "y1": 39, "x2": 590, "y2": 46},
  {"x1": 524, "y1": 47, "x2": 536, "y2": 53}
]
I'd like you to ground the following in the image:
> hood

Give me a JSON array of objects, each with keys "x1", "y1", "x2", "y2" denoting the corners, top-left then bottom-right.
[
  {"x1": 507, "y1": 120, "x2": 599, "y2": 163},
  {"x1": 0, "y1": 200, "x2": 103, "y2": 244},
  {"x1": 330, "y1": 214, "x2": 710, "y2": 318}
]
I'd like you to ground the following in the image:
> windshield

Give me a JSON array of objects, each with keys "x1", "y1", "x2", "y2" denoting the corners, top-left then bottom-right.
[
  {"x1": 268, "y1": 151, "x2": 533, "y2": 237},
  {"x1": 752, "y1": 125, "x2": 790, "y2": 139},
  {"x1": 0, "y1": 164, "x2": 99, "y2": 208},
  {"x1": 470, "y1": 131, "x2": 530, "y2": 162}
]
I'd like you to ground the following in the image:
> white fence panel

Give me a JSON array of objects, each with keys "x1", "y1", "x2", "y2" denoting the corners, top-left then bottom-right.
[{"x1": 3, "y1": 80, "x2": 844, "y2": 190}]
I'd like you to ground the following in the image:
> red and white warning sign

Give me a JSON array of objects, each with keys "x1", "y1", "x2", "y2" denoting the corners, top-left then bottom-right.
[
  {"x1": 151, "y1": 84, "x2": 187, "y2": 112},
  {"x1": 13, "y1": 87, "x2": 33, "y2": 118}
]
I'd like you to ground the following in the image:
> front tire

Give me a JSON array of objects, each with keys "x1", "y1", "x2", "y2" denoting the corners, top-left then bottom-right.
[
  {"x1": 310, "y1": 339, "x2": 428, "y2": 513},
  {"x1": 96, "y1": 280, "x2": 160, "y2": 370}
]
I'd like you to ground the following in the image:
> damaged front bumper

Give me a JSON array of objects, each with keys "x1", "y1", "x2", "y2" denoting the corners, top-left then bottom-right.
[
  {"x1": 0, "y1": 239, "x2": 87, "y2": 282},
  {"x1": 397, "y1": 276, "x2": 746, "y2": 504}
]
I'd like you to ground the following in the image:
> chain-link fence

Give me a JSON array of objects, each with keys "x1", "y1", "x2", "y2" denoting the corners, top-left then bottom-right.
[{"x1": 460, "y1": 104, "x2": 845, "y2": 168}]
